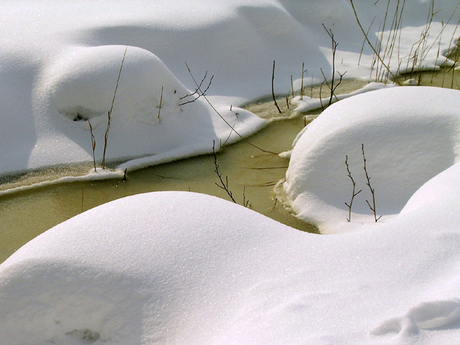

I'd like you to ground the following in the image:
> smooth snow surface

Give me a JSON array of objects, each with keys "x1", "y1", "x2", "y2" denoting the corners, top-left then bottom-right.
[
  {"x1": 1, "y1": 189, "x2": 460, "y2": 344},
  {"x1": 284, "y1": 86, "x2": 460, "y2": 233}
]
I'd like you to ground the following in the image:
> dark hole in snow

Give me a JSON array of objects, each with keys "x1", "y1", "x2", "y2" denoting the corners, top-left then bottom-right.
[
  {"x1": 73, "y1": 113, "x2": 89, "y2": 121},
  {"x1": 58, "y1": 105, "x2": 105, "y2": 122}
]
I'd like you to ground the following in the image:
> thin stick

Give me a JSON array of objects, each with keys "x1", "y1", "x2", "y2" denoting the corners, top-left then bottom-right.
[
  {"x1": 101, "y1": 46, "x2": 128, "y2": 168},
  {"x1": 362, "y1": 144, "x2": 382, "y2": 222},
  {"x1": 300, "y1": 62, "x2": 305, "y2": 99},
  {"x1": 88, "y1": 119, "x2": 97, "y2": 171},
  {"x1": 212, "y1": 140, "x2": 237, "y2": 204},
  {"x1": 271, "y1": 60, "x2": 282, "y2": 113},
  {"x1": 184, "y1": 62, "x2": 277, "y2": 155},
  {"x1": 349, "y1": 0, "x2": 401, "y2": 85},
  {"x1": 322, "y1": 24, "x2": 338, "y2": 106},
  {"x1": 344, "y1": 155, "x2": 362, "y2": 222},
  {"x1": 157, "y1": 86, "x2": 163, "y2": 120}
]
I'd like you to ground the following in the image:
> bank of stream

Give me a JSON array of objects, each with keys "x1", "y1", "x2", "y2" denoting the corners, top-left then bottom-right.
[
  {"x1": 0, "y1": 94, "x2": 322, "y2": 263},
  {"x1": 1, "y1": 73, "x2": 457, "y2": 263}
]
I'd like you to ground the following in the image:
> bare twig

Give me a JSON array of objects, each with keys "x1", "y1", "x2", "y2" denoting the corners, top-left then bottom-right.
[
  {"x1": 157, "y1": 86, "x2": 164, "y2": 121},
  {"x1": 271, "y1": 60, "x2": 282, "y2": 113},
  {"x1": 101, "y1": 46, "x2": 128, "y2": 168},
  {"x1": 322, "y1": 24, "x2": 343, "y2": 106},
  {"x1": 362, "y1": 144, "x2": 382, "y2": 222},
  {"x1": 184, "y1": 62, "x2": 276, "y2": 155},
  {"x1": 212, "y1": 141, "x2": 251, "y2": 207},
  {"x1": 243, "y1": 187, "x2": 251, "y2": 208},
  {"x1": 179, "y1": 71, "x2": 214, "y2": 106},
  {"x1": 300, "y1": 62, "x2": 306, "y2": 99},
  {"x1": 349, "y1": 0, "x2": 402, "y2": 85},
  {"x1": 88, "y1": 119, "x2": 97, "y2": 172},
  {"x1": 344, "y1": 154, "x2": 362, "y2": 222},
  {"x1": 320, "y1": 68, "x2": 347, "y2": 106},
  {"x1": 212, "y1": 140, "x2": 237, "y2": 204}
]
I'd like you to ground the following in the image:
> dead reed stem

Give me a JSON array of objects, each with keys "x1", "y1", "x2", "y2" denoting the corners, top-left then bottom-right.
[{"x1": 101, "y1": 46, "x2": 128, "y2": 168}]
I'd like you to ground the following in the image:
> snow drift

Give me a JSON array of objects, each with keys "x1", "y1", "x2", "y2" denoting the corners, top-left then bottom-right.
[
  {"x1": 1, "y1": 0, "x2": 460, "y2": 344},
  {"x1": 1, "y1": 0, "x2": 459, "y2": 175},
  {"x1": 283, "y1": 86, "x2": 460, "y2": 233},
  {"x1": 1, "y1": 185, "x2": 460, "y2": 344},
  {"x1": 31, "y1": 44, "x2": 265, "y2": 171}
]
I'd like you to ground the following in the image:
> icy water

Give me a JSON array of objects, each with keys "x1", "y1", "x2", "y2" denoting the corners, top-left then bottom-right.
[
  {"x1": 400, "y1": 69, "x2": 460, "y2": 89},
  {"x1": 0, "y1": 98, "x2": 322, "y2": 263}
]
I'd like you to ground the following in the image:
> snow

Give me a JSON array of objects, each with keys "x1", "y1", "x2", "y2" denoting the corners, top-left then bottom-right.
[
  {"x1": 1, "y1": 0, "x2": 459, "y2": 175},
  {"x1": 32, "y1": 44, "x2": 264, "y2": 172},
  {"x1": 1, "y1": 0, "x2": 460, "y2": 344},
  {"x1": 283, "y1": 86, "x2": 460, "y2": 234},
  {"x1": 2, "y1": 185, "x2": 460, "y2": 344}
]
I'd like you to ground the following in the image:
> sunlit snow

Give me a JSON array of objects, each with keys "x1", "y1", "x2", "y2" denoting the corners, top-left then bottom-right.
[{"x1": 1, "y1": 0, "x2": 460, "y2": 344}]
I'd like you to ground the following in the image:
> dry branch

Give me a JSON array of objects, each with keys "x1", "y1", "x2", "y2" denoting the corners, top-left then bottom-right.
[
  {"x1": 344, "y1": 154, "x2": 362, "y2": 222},
  {"x1": 101, "y1": 46, "x2": 128, "y2": 168},
  {"x1": 362, "y1": 144, "x2": 382, "y2": 222},
  {"x1": 271, "y1": 60, "x2": 282, "y2": 113}
]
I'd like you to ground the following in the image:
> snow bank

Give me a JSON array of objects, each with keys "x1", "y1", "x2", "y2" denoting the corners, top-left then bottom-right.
[
  {"x1": 0, "y1": 0, "x2": 459, "y2": 175},
  {"x1": 283, "y1": 86, "x2": 460, "y2": 233},
  {"x1": 30, "y1": 44, "x2": 265, "y2": 171},
  {"x1": 1, "y1": 188, "x2": 460, "y2": 344},
  {"x1": 1, "y1": 1, "x2": 460, "y2": 343}
]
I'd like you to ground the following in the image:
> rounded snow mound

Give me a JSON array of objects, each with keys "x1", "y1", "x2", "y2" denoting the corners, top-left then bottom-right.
[
  {"x1": 0, "y1": 191, "x2": 299, "y2": 345},
  {"x1": 44, "y1": 45, "x2": 183, "y2": 124},
  {"x1": 33, "y1": 45, "x2": 265, "y2": 169},
  {"x1": 283, "y1": 86, "x2": 460, "y2": 234}
]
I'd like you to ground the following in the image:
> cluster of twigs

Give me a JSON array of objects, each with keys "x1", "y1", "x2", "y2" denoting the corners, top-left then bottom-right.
[
  {"x1": 282, "y1": 25, "x2": 347, "y2": 112},
  {"x1": 184, "y1": 62, "x2": 276, "y2": 155},
  {"x1": 88, "y1": 46, "x2": 128, "y2": 171},
  {"x1": 350, "y1": 0, "x2": 401, "y2": 84},
  {"x1": 345, "y1": 144, "x2": 381, "y2": 223},
  {"x1": 351, "y1": 0, "x2": 460, "y2": 85},
  {"x1": 179, "y1": 70, "x2": 214, "y2": 106},
  {"x1": 320, "y1": 24, "x2": 347, "y2": 108}
]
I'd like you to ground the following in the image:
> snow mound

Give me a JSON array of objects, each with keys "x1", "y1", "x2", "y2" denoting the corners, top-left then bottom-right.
[
  {"x1": 0, "y1": 192, "x2": 300, "y2": 344},
  {"x1": 1, "y1": 0, "x2": 459, "y2": 175},
  {"x1": 45, "y1": 45, "x2": 174, "y2": 123},
  {"x1": 283, "y1": 86, "x2": 460, "y2": 233},
  {"x1": 2, "y1": 187, "x2": 460, "y2": 344},
  {"x1": 30, "y1": 45, "x2": 266, "y2": 171}
]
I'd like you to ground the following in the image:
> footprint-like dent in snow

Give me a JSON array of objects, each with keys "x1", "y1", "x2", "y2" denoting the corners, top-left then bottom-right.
[
  {"x1": 66, "y1": 329, "x2": 100, "y2": 343},
  {"x1": 372, "y1": 299, "x2": 460, "y2": 336}
]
